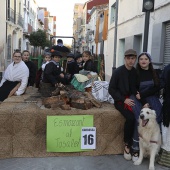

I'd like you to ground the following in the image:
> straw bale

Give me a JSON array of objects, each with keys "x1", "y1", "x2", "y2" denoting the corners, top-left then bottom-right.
[
  {"x1": 0, "y1": 88, "x2": 125, "y2": 158},
  {"x1": 0, "y1": 114, "x2": 13, "y2": 136},
  {"x1": 0, "y1": 136, "x2": 13, "y2": 159}
]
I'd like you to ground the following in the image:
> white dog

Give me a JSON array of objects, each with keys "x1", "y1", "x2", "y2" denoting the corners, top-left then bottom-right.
[{"x1": 134, "y1": 108, "x2": 161, "y2": 170}]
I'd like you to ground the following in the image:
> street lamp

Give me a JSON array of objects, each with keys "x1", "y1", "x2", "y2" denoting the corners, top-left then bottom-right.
[{"x1": 142, "y1": 0, "x2": 155, "y2": 51}]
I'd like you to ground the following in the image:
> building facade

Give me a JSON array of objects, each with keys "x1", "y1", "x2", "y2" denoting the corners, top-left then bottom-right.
[
  {"x1": 106, "y1": 0, "x2": 170, "y2": 80},
  {"x1": 6, "y1": 0, "x2": 24, "y2": 66},
  {"x1": 0, "y1": 1, "x2": 6, "y2": 77},
  {"x1": 73, "y1": 3, "x2": 84, "y2": 53}
]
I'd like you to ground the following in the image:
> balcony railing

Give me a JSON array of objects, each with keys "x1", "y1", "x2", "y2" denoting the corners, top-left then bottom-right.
[
  {"x1": 7, "y1": 8, "x2": 15, "y2": 23},
  {"x1": 7, "y1": 9, "x2": 24, "y2": 28},
  {"x1": 16, "y1": 13, "x2": 24, "y2": 28}
]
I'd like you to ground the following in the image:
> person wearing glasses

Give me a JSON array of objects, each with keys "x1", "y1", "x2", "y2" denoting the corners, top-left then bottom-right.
[{"x1": 0, "y1": 50, "x2": 29, "y2": 102}]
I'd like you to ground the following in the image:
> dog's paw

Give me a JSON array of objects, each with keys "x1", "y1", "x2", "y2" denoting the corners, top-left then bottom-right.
[
  {"x1": 134, "y1": 160, "x2": 142, "y2": 165},
  {"x1": 149, "y1": 166, "x2": 155, "y2": 170}
]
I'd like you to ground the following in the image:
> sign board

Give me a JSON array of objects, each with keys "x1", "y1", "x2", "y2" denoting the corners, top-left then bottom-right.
[
  {"x1": 47, "y1": 115, "x2": 93, "y2": 152},
  {"x1": 81, "y1": 127, "x2": 96, "y2": 149}
]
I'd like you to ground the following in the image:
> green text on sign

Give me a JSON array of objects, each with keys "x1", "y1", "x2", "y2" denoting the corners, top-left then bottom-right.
[{"x1": 47, "y1": 115, "x2": 94, "y2": 152}]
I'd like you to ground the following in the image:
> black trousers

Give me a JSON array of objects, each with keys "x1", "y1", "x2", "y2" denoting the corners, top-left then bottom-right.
[
  {"x1": 114, "y1": 101, "x2": 135, "y2": 146},
  {"x1": 0, "y1": 80, "x2": 19, "y2": 102}
]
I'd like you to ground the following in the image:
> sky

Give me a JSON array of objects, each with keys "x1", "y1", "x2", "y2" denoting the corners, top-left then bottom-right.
[{"x1": 36, "y1": 0, "x2": 88, "y2": 45}]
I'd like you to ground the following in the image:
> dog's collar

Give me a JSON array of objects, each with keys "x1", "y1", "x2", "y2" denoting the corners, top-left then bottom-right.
[{"x1": 139, "y1": 133, "x2": 158, "y2": 144}]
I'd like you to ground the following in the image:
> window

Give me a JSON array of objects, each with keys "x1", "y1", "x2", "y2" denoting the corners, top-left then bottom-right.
[
  {"x1": 18, "y1": 38, "x2": 21, "y2": 50},
  {"x1": 19, "y1": 2, "x2": 21, "y2": 14},
  {"x1": 7, "y1": 0, "x2": 10, "y2": 20},
  {"x1": 7, "y1": 35, "x2": 12, "y2": 60},
  {"x1": 110, "y1": 3, "x2": 116, "y2": 24}
]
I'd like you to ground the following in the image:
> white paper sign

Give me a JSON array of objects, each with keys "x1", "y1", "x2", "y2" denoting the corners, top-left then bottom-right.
[{"x1": 81, "y1": 127, "x2": 96, "y2": 149}]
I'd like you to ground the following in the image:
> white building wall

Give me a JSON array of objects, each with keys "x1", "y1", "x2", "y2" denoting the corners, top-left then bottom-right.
[
  {"x1": 30, "y1": 0, "x2": 38, "y2": 31},
  {"x1": 106, "y1": 0, "x2": 116, "y2": 80},
  {"x1": 0, "y1": 0, "x2": 6, "y2": 73},
  {"x1": 23, "y1": 0, "x2": 30, "y2": 50},
  {"x1": 6, "y1": 0, "x2": 24, "y2": 66},
  {"x1": 105, "y1": 28, "x2": 114, "y2": 81},
  {"x1": 107, "y1": 0, "x2": 170, "y2": 80},
  {"x1": 88, "y1": 8, "x2": 97, "y2": 54}
]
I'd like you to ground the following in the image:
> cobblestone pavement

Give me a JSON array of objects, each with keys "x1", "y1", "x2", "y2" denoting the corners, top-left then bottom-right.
[{"x1": 0, "y1": 155, "x2": 169, "y2": 170}]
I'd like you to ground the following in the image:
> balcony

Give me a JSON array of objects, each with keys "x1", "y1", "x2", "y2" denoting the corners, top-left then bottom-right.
[
  {"x1": 16, "y1": 13, "x2": 24, "y2": 28},
  {"x1": 7, "y1": 8, "x2": 15, "y2": 23},
  {"x1": 28, "y1": 23, "x2": 33, "y2": 34}
]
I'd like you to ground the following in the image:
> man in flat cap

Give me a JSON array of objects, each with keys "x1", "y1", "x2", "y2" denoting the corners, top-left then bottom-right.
[{"x1": 109, "y1": 49, "x2": 137, "y2": 161}]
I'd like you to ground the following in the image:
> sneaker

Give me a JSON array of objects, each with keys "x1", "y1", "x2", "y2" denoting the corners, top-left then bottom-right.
[
  {"x1": 124, "y1": 144, "x2": 132, "y2": 160},
  {"x1": 132, "y1": 152, "x2": 139, "y2": 162}
]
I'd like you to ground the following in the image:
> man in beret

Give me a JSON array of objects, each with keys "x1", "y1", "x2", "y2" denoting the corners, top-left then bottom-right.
[
  {"x1": 43, "y1": 51, "x2": 69, "y2": 86},
  {"x1": 109, "y1": 49, "x2": 138, "y2": 161}
]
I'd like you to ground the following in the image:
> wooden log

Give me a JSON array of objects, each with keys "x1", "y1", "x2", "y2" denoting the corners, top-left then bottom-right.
[
  {"x1": 60, "y1": 104, "x2": 71, "y2": 110},
  {"x1": 51, "y1": 101, "x2": 65, "y2": 109},
  {"x1": 42, "y1": 96, "x2": 62, "y2": 107},
  {"x1": 85, "y1": 92, "x2": 102, "y2": 108},
  {"x1": 51, "y1": 88, "x2": 60, "y2": 96},
  {"x1": 71, "y1": 98, "x2": 92, "y2": 110}
]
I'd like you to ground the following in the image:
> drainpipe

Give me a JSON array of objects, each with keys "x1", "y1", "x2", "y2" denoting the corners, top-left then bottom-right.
[{"x1": 113, "y1": 0, "x2": 119, "y2": 72}]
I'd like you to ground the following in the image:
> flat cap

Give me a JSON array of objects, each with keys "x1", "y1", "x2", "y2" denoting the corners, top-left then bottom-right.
[
  {"x1": 124, "y1": 49, "x2": 137, "y2": 56},
  {"x1": 75, "y1": 53, "x2": 82, "y2": 60},
  {"x1": 51, "y1": 51, "x2": 62, "y2": 58},
  {"x1": 67, "y1": 53, "x2": 75, "y2": 58}
]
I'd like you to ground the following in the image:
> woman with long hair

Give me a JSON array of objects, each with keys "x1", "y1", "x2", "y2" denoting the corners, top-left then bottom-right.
[{"x1": 130, "y1": 52, "x2": 162, "y2": 162}]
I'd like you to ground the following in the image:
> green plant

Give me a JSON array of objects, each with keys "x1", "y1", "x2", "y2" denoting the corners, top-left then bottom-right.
[{"x1": 29, "y1": 29, "x2": 49, "y2": 48}]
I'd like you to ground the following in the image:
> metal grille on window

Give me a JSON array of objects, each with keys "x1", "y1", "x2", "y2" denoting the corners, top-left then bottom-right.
[
  {"x1": 163, "y1": 22, "x2": 170, "y2": 67},
  {"x1": 7, "y1": 35, "x2": 11, "y2": 60}
]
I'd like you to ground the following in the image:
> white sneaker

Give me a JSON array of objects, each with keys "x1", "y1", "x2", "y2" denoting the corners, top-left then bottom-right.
[
  {"x1": 124, "y1": 145, "x2": 132, "y2": 161},
  {"x1": 132, "y1": 152, "x2": 139, "y2": 162},
  {"x1": 124, "y1": 152, "x2": 132, "y2": 160}
]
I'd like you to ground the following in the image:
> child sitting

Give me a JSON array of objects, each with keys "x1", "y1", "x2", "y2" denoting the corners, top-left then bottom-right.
[
  {"x1": 75, "y1": 53, "x2": 83, "y2": 71},
  {"x1": 66, "y1": 53, "x2": 79, "y2": 82},
  {"x1": 43, "y1": 51, "x2": 69, "y2": 86},
  {"x1": 35, "y1": 53, "x2": 51, "y2": 88},
  {"x1": 71, "y1": 51, "x2": 99, "y2": 92},
  {"x1": 42, "y1": 52, "x2": 51, "y2": 71}
]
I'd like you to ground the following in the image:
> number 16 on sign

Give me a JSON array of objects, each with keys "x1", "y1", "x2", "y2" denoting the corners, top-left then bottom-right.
[{"x1": 81, "y1": 127, "x2": 96, "y2": 149}]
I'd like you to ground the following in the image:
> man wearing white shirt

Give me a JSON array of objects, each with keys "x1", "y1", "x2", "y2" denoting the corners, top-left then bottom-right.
[{"x1": 0, "y1": 50, "x2": 29, "y2": 102}]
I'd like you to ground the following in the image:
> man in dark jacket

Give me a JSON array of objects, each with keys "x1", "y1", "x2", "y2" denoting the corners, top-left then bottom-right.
[
  {"x1": 22, "y1": 50, "x2": 36, "y2": 87},
  {"x1": 43, "y1": 51, "x2": 69, "y2": 86},
  {"x1": 161, "y1": 64, "x2": 170, "y2": 127},
  {"x1": 51, "y1": 39, "x2": 70, "y2": 53},
  {"x1": 109, "y1": 49, "x2": 137, "y2": 161}
]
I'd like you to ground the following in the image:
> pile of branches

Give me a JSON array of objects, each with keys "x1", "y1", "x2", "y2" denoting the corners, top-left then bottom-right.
[{"x1": 42, "y1": 83, "x2": 102, "y2": 110}]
